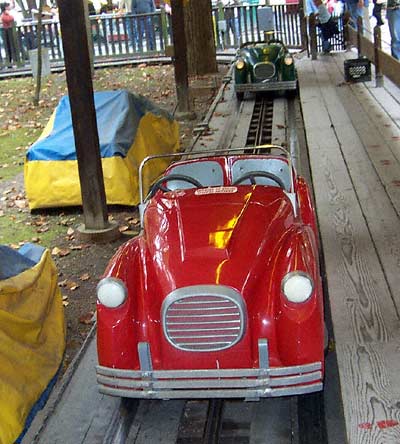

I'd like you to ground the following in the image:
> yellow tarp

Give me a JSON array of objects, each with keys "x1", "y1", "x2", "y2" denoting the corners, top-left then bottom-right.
[
  {"x1": 0, "y1": 250, "x2": 65, "y2": 444},
  {"x1": 25, "y1": 111, "x2": 180, "y2": 209}
]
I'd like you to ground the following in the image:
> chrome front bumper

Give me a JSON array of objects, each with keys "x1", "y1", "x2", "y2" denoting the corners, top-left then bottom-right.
[
  {"x1": 96, "y1": 340, "x2": 323, "y2": 399},
  {"x1": 235, "y1": 80, "x2": 297, "y2": 92}
]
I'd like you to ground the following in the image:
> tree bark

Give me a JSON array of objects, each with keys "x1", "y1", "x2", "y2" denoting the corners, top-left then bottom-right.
[
  {"x1": 184, "y1": 0, "x2": 217, "y2": 75},
  {"x1": 33, "y1": 0, "x2": 44, "y2": 106}
]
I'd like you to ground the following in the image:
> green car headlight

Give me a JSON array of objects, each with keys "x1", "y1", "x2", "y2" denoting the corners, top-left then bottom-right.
[
  {"x1": 284, "y1": 55, "x2": 294, "y2": 66},
  {"x1": 236, "y1": 58, "x2": 245, "y2": 70}
]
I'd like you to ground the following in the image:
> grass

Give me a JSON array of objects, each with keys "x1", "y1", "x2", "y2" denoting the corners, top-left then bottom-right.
[{"x1": 0, "y1": 64, "x2": 177, "y2": 247}]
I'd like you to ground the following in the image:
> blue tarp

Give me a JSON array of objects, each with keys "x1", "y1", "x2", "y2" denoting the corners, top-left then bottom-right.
[
  {"x1": 0, "y1": 244, "x2": 45, "y2": 280},
  {"x1": 26, "y1": 90, "x2": 170, "y2": 161}
]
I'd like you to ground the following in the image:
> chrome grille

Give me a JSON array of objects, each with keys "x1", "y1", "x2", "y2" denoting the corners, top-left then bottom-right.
[
  {"x1": 254, "y1": 62, "x2": 275, "y2": 80},
  {"x1": 162, "y1": 285, "x2": 246, "y2": 352}
]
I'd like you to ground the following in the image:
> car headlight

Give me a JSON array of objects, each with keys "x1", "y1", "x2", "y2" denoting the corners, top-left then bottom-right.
[
  {"x1": 281, "y1": 271, "x2": 313, "y2": 303},
  {"x1": 97, "y1": 277, "x2": 127, "y2": 308},
  {"x1": 236, "y1": 58, "x2": 245, "y2": 70},
  {"x1": 284, "y1": 55, "x2": 294, "y2": 66}
]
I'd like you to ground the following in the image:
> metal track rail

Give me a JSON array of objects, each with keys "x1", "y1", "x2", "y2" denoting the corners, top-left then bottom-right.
[{"x1": 245, "y1": 95, "x2": 274, "y2": 148}]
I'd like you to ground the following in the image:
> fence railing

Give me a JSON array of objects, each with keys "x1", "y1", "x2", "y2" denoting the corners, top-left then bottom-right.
[{"x1": 0, "y1": 5, "x2": 305, "y2": 71}]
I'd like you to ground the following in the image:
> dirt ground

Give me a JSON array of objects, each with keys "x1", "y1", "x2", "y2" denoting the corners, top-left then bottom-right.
[
  {"x1": 48, "y1": 67, "x2": 228, "y2": 371},
  {"x1": 0, "y1": 63, "x2": 228, "y2": 373}
]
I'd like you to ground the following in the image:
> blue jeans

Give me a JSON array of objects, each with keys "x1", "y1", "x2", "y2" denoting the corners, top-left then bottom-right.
[
  {"x1": 387, "y1": 7, "x2": 400, "y2": 60},
  {"x1": 226, "y1": 17, "x2": 240, "y2": 44},
  {"x1": 126, "y1": 15, "x2": 139, "y2": 48},
  {"x1": 346, "y1": 2, "x2": 364, "y2": 28},
  {"x1": 138, "y1": 16, "x2": 155, "y2": 51},
  {"x1": 306, "y1": 0, "x2": 318, "y2": 15}
]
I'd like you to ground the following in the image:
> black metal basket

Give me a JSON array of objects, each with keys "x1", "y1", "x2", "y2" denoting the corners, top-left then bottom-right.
[{"x1": 344, "y1": 58, "x2": 371, "y2": 83}]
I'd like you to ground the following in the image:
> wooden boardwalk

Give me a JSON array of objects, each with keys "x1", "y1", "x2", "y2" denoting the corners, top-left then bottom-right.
[{"x1": 297, "y1": 51, "x2": 400, "y2": 444}]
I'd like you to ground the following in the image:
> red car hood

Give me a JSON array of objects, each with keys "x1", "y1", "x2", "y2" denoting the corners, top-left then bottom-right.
[{"x1": 143, "y1": 186, "x2": 295, "y2": 296}]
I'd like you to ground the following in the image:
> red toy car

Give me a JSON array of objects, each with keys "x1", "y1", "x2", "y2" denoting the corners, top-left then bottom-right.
[{"x1": 96, "y1": 146, "x2": 325, "y2": 399}]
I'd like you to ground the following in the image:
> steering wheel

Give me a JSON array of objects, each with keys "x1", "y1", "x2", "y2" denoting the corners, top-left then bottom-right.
[
  {"x1": 232, "y1": 171, "x2": 286, "y2": 189},
  {"x1": 149, "y1": 174, "x2": 203, "y2": 198}
]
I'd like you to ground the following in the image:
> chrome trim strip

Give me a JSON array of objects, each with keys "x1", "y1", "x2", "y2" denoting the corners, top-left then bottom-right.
[
  {"x1": 98, "y1": 383, "x2": 323, "y2": 399},
  {"x1": 258, "y1": 339, "x2": 269, "y2": 369},
  {"x1": 235, "y1": 80, "x2": 297, "y2": 92},
  {"x1": 138, "y1": 342, "x2": 152, "y2": 372},
  {"x1": 138, "y1": 147, "x2": 291, "y2": 205},
  {"x1": 96, "y1": 350, "x2": 323, "y2": 396},
  {"x1": 97, "y1": 371, "x2": 321, "y2": 390},
  {"x1": 161, "y1": 285, "x2": 246, "y2": 352},
  {"x1": 96, "y1": 361, "x2": 322, "y2": 379}
]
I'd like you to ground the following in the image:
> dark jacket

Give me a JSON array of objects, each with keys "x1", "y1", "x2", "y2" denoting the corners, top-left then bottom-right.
[{"x1": 131, "y1": 0, "x2": 155, "y2": 13}]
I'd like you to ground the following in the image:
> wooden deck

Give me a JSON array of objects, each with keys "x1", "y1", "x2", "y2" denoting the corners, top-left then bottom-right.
[{"x1": 297, "y1": 51, "x2": 400, "y2": 444}]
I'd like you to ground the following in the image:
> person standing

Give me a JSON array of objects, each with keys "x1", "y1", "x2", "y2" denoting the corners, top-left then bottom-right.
[
  {"x1": 345, "y1": 0, "x2": 364, "y2": 28},
  {"x1": 222, "y1": 0, "x2": 240, "y2": 46},
  {"x1": 131, "y1": 0, "x2": 155, "y2": 50},
  {"x1": 120, "y1": 0, "x2": 138, "y2": 49},
  {"x1": 387, "y1": 0, "x2": 400, "y2": 59},
  {"x1": 314, "y1": 0, "x2": 338, "y2": 52},
  {"x1": 372, "y1": 0, "x2": 384, "y2": 26},
  {"x1": 0, "y1": 2, "x2": 15, "y2": 67}
]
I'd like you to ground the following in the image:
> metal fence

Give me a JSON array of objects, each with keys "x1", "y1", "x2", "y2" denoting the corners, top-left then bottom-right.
[{"x1": 0, "y1": 5, "x2": 306, "y2": 70}]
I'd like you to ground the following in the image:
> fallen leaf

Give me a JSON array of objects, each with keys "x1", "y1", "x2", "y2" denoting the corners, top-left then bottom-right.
[
  {"x1": 79, "y1": 311, "x2": 95, "y2": 325},
  {"x1": 67, "y1": 227, "x2": 74, "y2": 236},
  {"x1": 119, "y1": 225, "x2": 129, "y2": 232},
  {"x1": 67, "y1": 281, "x2": 79, "y2": 291},
  {"x1": 80, "y1": 273, "x2": 90, "y2": 281},
  {"x1": 51, "y1": 246, "x2": 61, "y2": 256}
]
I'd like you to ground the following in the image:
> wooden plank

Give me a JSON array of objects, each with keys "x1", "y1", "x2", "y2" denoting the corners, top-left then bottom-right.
[
  {"x1": 34, "y1": 339, "x2": 120, "y2": 444},
  {"x1": 299, "y1": 59, "x2": 398, "y2": 345},
  {"x1": 298, "y1": 57, "x2": 400, "y2": 443},
  {"x1": 250, "y1": 398, "x2": 297, "y2": 443},
  {"x1": 330, "y1": 54, "x2": 400, "y2": 210},
  {"x1": 312, "y1": 54, "x2": 400, "y2": 312},
  {"x1": 347, "y1": 25, "x2": 400, "y2": 87},
  {"x1": 231, "y1": 98, "x2": 255, "y2": 149},
  {"x1": 271, "y1": 98, "x2": 287, "y2": 147},
  {"x1": 127, "y1": 400, "x2": 185, "y2": 443},
  {"x1": 335, "y1": 341, "x2": 400, "y2": 443}
]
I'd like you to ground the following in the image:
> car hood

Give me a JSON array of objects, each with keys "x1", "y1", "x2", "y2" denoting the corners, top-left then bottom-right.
[{"x1": 143, "y1": 186, "x2": 295, "y2": 296}]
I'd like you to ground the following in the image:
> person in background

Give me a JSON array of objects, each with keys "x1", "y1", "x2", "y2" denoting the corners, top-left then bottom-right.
[
  {"x1": 372, "y1": 0, "x2": 384, "y2": 25},
  {"x1": 314, "y1": 0, "x2": 339, "y2": 52},
  {"x1": 222, "y1": 0, "x2": 240, "y2": 46},
  {"x1": 345, "y1": 0, "x2": 364, "y2": 27},
  {"x1": 163, "y1": 0, "x2": 171, "y2": 14},
  {"x1": 119, "y1": 0, "x2": 138, "y2": 49},
  {"x1": 387, "y1": 0, "x2": 400, "y2": 59},
  {"x1": 88, "y1": 0, "x2": 97, "y2": 15},
  {"x1": 131, "y1": 0, "x2": 155, "y2": 50},
  {"x1": 0, "y1": 2, "x2": 16, "y2": 67},
  {"x1": 362, "y1": 0, "x2": 371, "y2": 33},
  {"x1": 306, "y1": 0, "x2": 319, "y2": 15}
]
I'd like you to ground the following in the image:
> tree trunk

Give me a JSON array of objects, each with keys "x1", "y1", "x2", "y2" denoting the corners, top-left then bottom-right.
[
  {"x1": 184, "y1": 0, "x2": 217, "y2": 75},
  {"x1": 33, "y1": 0, "x2": 44, "y2": 106}
]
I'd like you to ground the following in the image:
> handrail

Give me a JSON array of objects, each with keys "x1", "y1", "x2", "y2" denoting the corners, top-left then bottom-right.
[{"x1": 138, "y1": 145, "x2": 292, "y2": 204}]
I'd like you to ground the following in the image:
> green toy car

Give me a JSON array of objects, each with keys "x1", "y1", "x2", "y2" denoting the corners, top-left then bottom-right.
[{"x1": 234, "y1": 39, "x2": 297, "y2": 100}]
